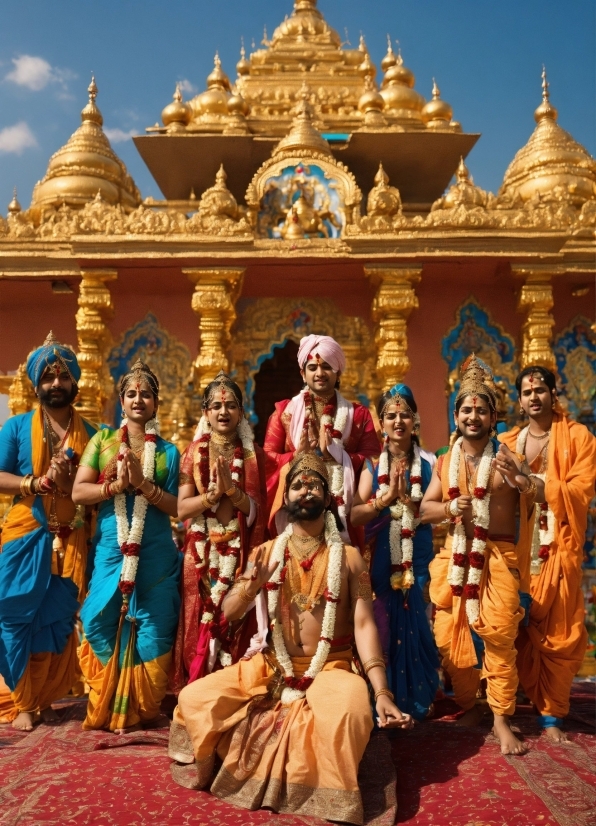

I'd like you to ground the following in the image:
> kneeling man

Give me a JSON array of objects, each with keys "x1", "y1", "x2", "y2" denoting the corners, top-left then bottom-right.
[{"x1": 170, "y1": 453, "x2": 411, "y2": 825}]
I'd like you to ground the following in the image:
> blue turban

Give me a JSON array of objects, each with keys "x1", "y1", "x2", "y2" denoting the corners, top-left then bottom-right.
[
  {"x1": 26, "y1": 331, "x2": 81, "y2": 389},
  {"x1": 386, "y1": 383, "x2": 417, "y2": 412}
]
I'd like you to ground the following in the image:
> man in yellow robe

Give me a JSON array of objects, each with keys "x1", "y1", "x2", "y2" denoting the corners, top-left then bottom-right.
[
  {"x1": 0, "y1": 333, "x2": 95, "y2": 730},
  {"x1": 500, "y1": 365, "x2": 596, "y2": 742},
  {"x1": 421, "y1": 355, "x2": 537, "y2": 755},
  {"x1": 169, "y1": 453, "x2": 412, "y2": 825}
]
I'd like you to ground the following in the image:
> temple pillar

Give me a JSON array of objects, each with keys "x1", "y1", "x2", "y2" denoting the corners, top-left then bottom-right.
[
  {"x1": 514, "y1": 268, "x2": 557, "y2": 371},
  {"x1": 184, "y1": 267, "x2": 245, "y2": 391},
  {"x1": 75, "y1": 268, "x2": 117, "y2": 423},
  {"x1": 364, "y1": 265, "x2": 422, "y2": 390}
]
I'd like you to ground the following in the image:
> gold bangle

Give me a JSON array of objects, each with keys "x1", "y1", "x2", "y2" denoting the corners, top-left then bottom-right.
[
  {"x1": 373, "y1": 496, "x2": 385, "y2": 512},
  {"x1": 225, "y1": 485, "x2": 237, "y2": 498},
  {"x1": 20, "y1": 474, "x2": 32, "y2": 497},
  {"x1": 363, "y1": 657, "x2": 386, "y2": 675},
  {"x1": 233, "y1": 580, "x2": 256, "y2": 605},
  {"x1": 374, "y1": 688, "x2": 394, "y2": 702}
]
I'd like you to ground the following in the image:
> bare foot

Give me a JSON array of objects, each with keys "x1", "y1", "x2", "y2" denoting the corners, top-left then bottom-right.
[
  {"x1": 12, "y1": 711, "x2": 34, "y2": 731},
  {"x1": 544, "y1": 725, "x2": 568, "y2": 744},
  {"x1": 114, "y1": 723, "x2": 143, "y2": 735},
  {"x1": 493, "y1": 714, "x2": 529, "y2": 755},
  {"x1": 40, "y1": 706, "x2": 60, "y2": 725},
  {"x1": 455, "y1": 704, "x2": 485, "y2": 727}
]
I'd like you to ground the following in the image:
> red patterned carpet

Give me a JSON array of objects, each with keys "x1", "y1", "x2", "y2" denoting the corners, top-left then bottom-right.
[{"x1": 0, "y1": 683, "x2": 594, "y2": 826}]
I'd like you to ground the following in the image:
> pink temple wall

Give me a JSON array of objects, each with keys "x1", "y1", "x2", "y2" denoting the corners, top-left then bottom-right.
[{"x1": 0, "y1": 263, "x2": 593, "y2": 449}]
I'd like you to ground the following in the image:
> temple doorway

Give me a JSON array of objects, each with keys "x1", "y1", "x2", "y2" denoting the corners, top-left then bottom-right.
[{"x1": 252, "y1": 339, "x2": 303, "y2": 446}]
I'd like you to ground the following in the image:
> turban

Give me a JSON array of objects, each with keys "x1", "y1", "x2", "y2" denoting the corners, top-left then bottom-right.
[
  {"x1": 26, "y1": 331, "x2": 81, "y2": 389},
  {"x1": 297, "y1": 335, "x2": 346, "y2": 374},
  {"x1": 380, "y1": 383, "x2": 417, "y2": 417}
]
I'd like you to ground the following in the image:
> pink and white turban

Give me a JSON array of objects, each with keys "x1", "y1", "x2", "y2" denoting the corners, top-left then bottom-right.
[{"x1": 297, "y1": 335, "x2": 346, "y2": 374}]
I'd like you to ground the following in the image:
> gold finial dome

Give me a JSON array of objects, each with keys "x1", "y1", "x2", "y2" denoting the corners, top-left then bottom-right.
[
  {"x1": 379, "y1": 50, "x2": 424, "y2": 120},
  {"x1": 274, "y1": 84, "x2": 331, "y2": 156},
  {"x1": 271, "y1": 0, "x2": 341, "y2": 48},
  {"x1": 436, "y1": 157, "x2": 488, "y2": 209},
  {"x1": 500, "y1": 68, "x2": 596, "y2": 206},
  {"x1": 381, "y1": 36, "x2": 397, "y2": 73},
  {"x1": 30, "y1": 77, "x2": 140, "y2": 211},
  {"x1": 358, "y1": 75, "x2": 385, "y2": 126},
  {"x1": 192, "y1": 53, "x2": 232, "y2": 118},
  {"x1": 161, "y1": 84, "x2": 192, "y2": 131},
  {"x1": 236, "y1": 43, "x2": 250, "y2": 76},
  {"x1": 422, "y1": 79, "x2": 453, "y2": 126},
  {"x1": 8, "y1": 187, "x2": 21, "y2": 215}
]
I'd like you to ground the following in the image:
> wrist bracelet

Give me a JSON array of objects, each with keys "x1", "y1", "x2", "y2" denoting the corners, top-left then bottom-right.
[
  {"x1": 234, "y1": 580, "x2": 256, "y2": 605},
  {"x1": 225, "y1": 485, "x2": 237, "y2": 498},
  {"x1": 374, "y1": 688, "x2": 395, "y2": 702},
  {"x1": 362, "y1": 657, "x2": 386, "y2": 675}
]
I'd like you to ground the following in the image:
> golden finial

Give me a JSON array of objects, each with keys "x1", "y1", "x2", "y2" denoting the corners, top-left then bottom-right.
[
  {"x1": 162, "y1": 83, "x2": 191, "y2": 131},
  {"x1": 295, "y1": 0, "x2": 318, "y2": 9},
  {"x1": 262, "y1": 25, "x2": 269, "y2": 46},
  {"x1": 381, "y1": 35, "x2": 397, "y2": 72},
  {"x1": 359, "y1": 33, "x2": 367, "y2": 52},
  {"x1": 274, "y1": 82, "x2": 331, "y2": 156},
  {"x1": 237, "y1": 38, "x2": 250, "y2": 76},
  {"x1": 374, "y1": 163, "x2": 390, "y2": 186},
  {"x1": 456, "y1": 157, "x2": 469, "y2": 182},
  {"x1": 207, "y1": 51, "x2": 231, "y2": 91},
  {"x1": 422, "y1": 78, "x2": 453, "y2": 125},
  {"x1": 432, "y1": 78, "x2": 440, "y2": 99},
  {"x1": 81, "y1": 75, "x2": 103, "y2": 126},
  {"x1": 43, "y1": 331, "x2": 59, "y2": 347},
  {"x1": 534, "y1": 65, "x2": 558, "y2": 123},
  {"x1": 8, "y1": 187, "x2": 21, "y2": 215}
]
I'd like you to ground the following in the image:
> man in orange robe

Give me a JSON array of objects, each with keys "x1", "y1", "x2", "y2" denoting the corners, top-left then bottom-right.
[
  {"x1": 421, "y1": 355, "x2": 537, "y2": 755},
  {"x1": 500, "y1": 365, "x2": 596, "y2": 742},
  {"x1": 0, "y1": 333, "x2": 95, "y2": 730}
]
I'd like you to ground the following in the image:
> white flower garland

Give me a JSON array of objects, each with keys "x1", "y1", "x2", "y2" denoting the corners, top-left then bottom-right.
[
  {"x1": 115, "y1": 418, "x2": 159, "y2": 594},
  {"x1": 516, "y1": 426, "x2": 554, "y2": 575},
  {"x1": 376, "y1": 444, "x2": 423, "y2": 590},
  {"x1": 266, "y1": 510, "x2": 343, "y2": 705},
  {"x1": 447, "y1": 437, "x2": 494, "y2": 624},
  {"x1": 188, "y1": 415, "x2": 255, "y2": 667},
  {"x1": 307, "y1": 389, "x2": 349, "y2": 532}
]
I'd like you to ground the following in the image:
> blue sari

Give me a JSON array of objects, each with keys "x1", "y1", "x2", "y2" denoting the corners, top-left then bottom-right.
[{"x1": 366, "y1": 455, "x2": 439, "y2": 720}]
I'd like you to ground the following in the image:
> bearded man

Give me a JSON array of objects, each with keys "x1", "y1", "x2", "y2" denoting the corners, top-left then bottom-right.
[
  {"x1": 264, "y1": 334, "x2": 379, "y2": 545},
  {"x1": 0, "y1": 332, "x2": 96, "y2": 730},
  {"x1": 169, "y1": 452, "x2": 411, "y2": 825},
  {"x1": 499, "y1": 365, "x2": 596, "y2": 743},
  {"x1": 420, "y1": 355, "x2": 540, "y2": 755}
]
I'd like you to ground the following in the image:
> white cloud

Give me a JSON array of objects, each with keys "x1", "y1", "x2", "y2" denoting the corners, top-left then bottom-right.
[
  {"x1": 0, "y1": 122, "x2": 37, "y2": 154},
  {"x1": 178, "y1": 79, "x2": 197, "y2": 97},
  {"x1": 6, "y1": 56, "x2": 53, "y2": 90},
  {"x1": 104, "y1": 127, "x2": 137, "y2": 143},
  {"x1": 5, "y1": 55, "x2": 76, "y2": 93}
]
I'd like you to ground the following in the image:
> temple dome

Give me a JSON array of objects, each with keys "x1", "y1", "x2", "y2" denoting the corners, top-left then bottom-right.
[
  {"x1": 162, "y1": 84, "x2": 192, "y2": 131},
  {"x1": 31, "y1": 78, "x2": 140, "y2": 211},
  {"x1": 422, "y1": 80, "x2": 453, "y2": 127},
  {"x1": 500, "y1": 69, "x2": 596, "y2": 206},
  {"x1": 379, "y1": 51, "x2": 425, "y2": 120},
  {"x1": 274, "y1": 85, "x2": 331, "y2": 156},
  {"x1": 190, "y1": 54, "x2": 231, "y2": 118},
  {"x1": 270, "y1": 0, "x2": 341, "y2": 48}
]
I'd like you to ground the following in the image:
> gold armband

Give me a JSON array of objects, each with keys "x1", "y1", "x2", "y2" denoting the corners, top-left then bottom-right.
[{"x1": 362, "y1": 657, "x2": 386, "y2": 675}]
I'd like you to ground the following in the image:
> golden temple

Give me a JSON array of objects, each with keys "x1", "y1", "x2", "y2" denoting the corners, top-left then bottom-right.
[{"x1": 0, "y1": 0, "x2": 594, "y2": 461}]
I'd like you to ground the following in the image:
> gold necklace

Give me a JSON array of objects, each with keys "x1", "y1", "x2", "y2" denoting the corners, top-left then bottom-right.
[
  {"x1": 288, "y1": 532, "x2": 324, "y2": 560},
  {"x1": 209, "y1": 431, "x2": 237, "y2": 463},
  {"x1": 528, "y1": 429, "x2": 551, "y2": 441}
]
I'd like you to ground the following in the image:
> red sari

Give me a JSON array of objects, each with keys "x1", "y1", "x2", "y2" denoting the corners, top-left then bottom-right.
[{"x1": 171, "y1": 437, "x2": 267, "y2": 693}]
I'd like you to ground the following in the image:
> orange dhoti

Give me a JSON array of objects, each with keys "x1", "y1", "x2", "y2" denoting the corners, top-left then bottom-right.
[
  {"x1": 169, "y1": 648, "x2": 373, "y2": 825},
  {"x1": 430, "y1": 537, "x2": 525, "y2": 717}
]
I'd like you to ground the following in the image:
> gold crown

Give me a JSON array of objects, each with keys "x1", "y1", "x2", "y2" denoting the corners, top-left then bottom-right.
[
  {"x1": 455, "y1": 353, "x2": 497, "y2": 410},
  {"x1": 119, "y1": 359, "x2": 159, "y2": 396},
  {"x1": 287, "y1": 451, "x2": 329, "y2": 485}
]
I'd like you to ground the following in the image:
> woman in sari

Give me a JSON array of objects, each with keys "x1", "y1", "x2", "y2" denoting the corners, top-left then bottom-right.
[
  {"x1": 72, "y1": 361, "x2": 180, "y2": 733},
  {"x1": 171, "y1": 371, "x2": 266, "y2": 692},
  {"x1": 351, "y1": 384, "x2": 439, "y2": 720}
]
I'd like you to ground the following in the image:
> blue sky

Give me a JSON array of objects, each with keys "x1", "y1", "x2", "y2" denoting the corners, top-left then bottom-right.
[{"x1": 0, "y1": 0, "x2": 593, "y2": 208}]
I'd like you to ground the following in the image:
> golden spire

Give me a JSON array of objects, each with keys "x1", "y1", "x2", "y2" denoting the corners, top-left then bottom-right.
[
  {"x1": 274, "y1": 83, "x2": 331, "y2": 156},
  {"x1": 207, "y1": 52, "x2": 231, "y2": 92},
  {"x1": 236, "y1": 40, "x2": 250, "y2": 76},
  {"x1": 8, "y1": 187, "x2": 21, "y2": 215},
  {"x1": 162, "y1": 83, "x2": 191, "y2": 131},
  {"x1": 422, "y1": 78, "x2": 453, "y2": 126},
  {"x1": 500, "y1": 68, "x2": 596, "y2": 206},
  {"x1": 358, "y1": 75, "x2": 386, "y2": 127},
  {"x1": 379, "y1": 48, "x2": 425, "y2": 121},
  {"x1": 433, "y1": 157, "x2": 488, "y2": 209},
  {"x1": 30, "y1": 77, "x2": 140, "y2": 211},
  {"x1": 381, "y1": 35, "x2": 397, "y2": 73}
]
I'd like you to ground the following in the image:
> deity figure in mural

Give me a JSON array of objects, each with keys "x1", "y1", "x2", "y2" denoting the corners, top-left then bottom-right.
[
  {"x1": 171, "y1": 371, "x2": 267, "y2": 691},
  {"x1": 72, "y1": 361, "x2": 181, "y2": 733},
  {"x1": 499, "y1": 366, "x2": 596, "y2": 743},
  {"x1": 263, "y1": 334, "x2": 380, "y2": 549},
  {"x1": 0, "y1": 333, "x2": 96, "y2": 730},
  {"x1": 351, "y1": 384, "x2": 439, "y2": 721},
  {"x1": 169, "y1": 452, "x2": 412, "y2": 825},
  {"x1": 420, "y1": 355, "x2": 541, "y2": 755}
]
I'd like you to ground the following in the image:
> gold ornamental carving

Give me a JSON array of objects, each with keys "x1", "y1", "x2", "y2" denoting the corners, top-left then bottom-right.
[
  {"x1": 365, "y1": 266, "x2": 421, "y2": 389},
  {"x1": 0, "y1": 362, "x2": 37, "y2": 416},
  {"x1": 75, "y1": 269, "x2": 117, "y2": 423},
  {"x1": 514, "y1": 268, "x2": 557, "y2": 372},
  {"x1": 184, "y1": 267, "x2": 245, "y2": 392}
]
